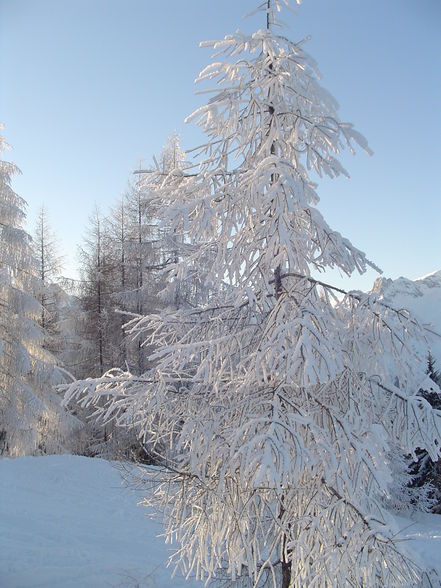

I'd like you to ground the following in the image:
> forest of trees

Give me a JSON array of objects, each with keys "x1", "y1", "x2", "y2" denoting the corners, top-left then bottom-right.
[
  {"x1": 1, "y1": 1, "x2": 441, "y2": 587},
  {"x1": 0, "y1": 129, "x2": 192, "y2": 459}
]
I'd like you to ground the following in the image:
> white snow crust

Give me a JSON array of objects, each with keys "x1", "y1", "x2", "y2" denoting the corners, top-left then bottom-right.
[
  {"x1": 1, "y1": 455, "x2": 441, "y2": 586},
  {"x1": 0, "y1": 455, "x2": 203, "y2": 588}
]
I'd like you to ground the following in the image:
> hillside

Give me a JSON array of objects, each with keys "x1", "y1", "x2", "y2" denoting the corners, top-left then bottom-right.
[{"x1": 372, "y1": 270, "x2": 441, "y2": 365}]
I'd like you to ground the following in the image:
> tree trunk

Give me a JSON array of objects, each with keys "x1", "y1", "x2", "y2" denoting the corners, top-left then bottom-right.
[
  {"x1": 137, "y1": 189, "x2": 144, "y2": 375},
  {"x1": 97, "y1": 217, "x2": 104, "y2": 376},
  {"x1": 281, "y1": 561, "x2": 291, "y2": 588},
  {"x1": 268, "y1": 3, "x2": 291, "y2": 584}
]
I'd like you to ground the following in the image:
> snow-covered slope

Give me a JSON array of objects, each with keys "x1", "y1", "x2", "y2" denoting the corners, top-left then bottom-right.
[
  {"x1": 1, "y1": 455, "x2": 441, "y2": 586},
  {"x1": 0, "y1": 455, "x2": 203, "y2": 588},
  {"x1": 372, "y1": 270, "x2": 441, "y2": 365}
]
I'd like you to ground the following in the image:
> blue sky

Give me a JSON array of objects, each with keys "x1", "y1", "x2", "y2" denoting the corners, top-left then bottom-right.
[{"x1": 0, "y1": 0, "x2": 440, "y2": 290}]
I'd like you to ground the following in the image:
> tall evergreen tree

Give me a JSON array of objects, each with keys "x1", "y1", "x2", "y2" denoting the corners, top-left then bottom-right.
[
  {"x1": 427, "y1": 352, "x2": 441, "y2": 388},
  {"x1": 65, "y1": 4, "x2": 441, "y2": 585}
]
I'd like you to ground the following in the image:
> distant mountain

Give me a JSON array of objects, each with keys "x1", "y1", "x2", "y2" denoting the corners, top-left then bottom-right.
[{"x1": 372, "y1": 270, "x2": 441, "y2": 366}]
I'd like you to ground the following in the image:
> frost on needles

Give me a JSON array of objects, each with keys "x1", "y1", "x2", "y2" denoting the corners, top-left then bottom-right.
[{"x1": 64, "y1": 2, "x2": 441, "y2": 586}]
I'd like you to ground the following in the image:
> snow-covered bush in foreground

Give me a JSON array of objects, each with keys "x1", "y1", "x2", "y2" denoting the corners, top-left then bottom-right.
[{"x1": 65, "y1": 2, "x2": 441, "y2": 586}]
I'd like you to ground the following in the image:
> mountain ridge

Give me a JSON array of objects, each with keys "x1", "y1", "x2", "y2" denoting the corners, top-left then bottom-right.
[{"x1": 372, "y1": 270, "x2": 441, "y2": 365}]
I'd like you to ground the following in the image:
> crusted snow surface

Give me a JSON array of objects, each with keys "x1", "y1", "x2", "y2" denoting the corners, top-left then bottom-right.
[
  {"x1": 0, "y1": 455, "x2": 203, "y2": 588},
  {"x1": 1, "y1": 455, "x2": 441, "y2": 587},
  {"x1": 395, "y1": 512, "x2": 441, "y2": 584}
]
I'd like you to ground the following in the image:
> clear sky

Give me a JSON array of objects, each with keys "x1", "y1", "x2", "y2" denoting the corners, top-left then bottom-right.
[{"x1": 1, "y1": 0, "x2": 440, "y2": 291}]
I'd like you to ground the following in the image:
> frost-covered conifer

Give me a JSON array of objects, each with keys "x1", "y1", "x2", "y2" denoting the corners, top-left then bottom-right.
[
  {"x1": 408, "y1": 354, "x2": 441, "y2": 512},
  {"x1": 0, "y1": 126, "x2": 80, "y2": 455},
  {"x1": 33, "y1": 205, "x2": 64, "y2": 353},
  {"x1": 132, "y1": 132, "x2": 205, "y2": 310},
  {"x1": 65, "y1": 3, "x2": 441, "y2": 586},
  {"x1": 118, "y1": 179, "x2": 161, "y2": 374}
]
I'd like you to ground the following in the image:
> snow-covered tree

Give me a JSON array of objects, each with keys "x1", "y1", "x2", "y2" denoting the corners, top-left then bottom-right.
[
  {"x1": 119, "y1": 180, "x2": 158, "y2": 374},
  {"x1": 104, "y1": 180, "x2": 166, "y2": 377},
  {"x1": 409, "y1": 353, "x2": 441, "y2": 512},
  {"x1": 159, "y1": 130, "x2": 187, "y2": 176},
  {"x1": 102, "y1": 196, "x2": 130, "y2": 370},
  {"x1": 65, "y1": 3, "x2": 441, "y2": 586},
  {"x1": 77, "y1": 206, "x2": 114, "y2": 378},
  {"x1": 33, "y1": 205, "x2": 64, "y2": 352},
  {"x1": 0, "y1": 126, "x2": 80, "y2": 455},
  {"x1": 119, "y1": 134, "x2": 195, "y2": 373},
  {"x1": 427, "y1": 352, "x2": 441, "y2": 389},
  {"x1": 82, "y1": 133, "x2": 194, "y2": 378}
]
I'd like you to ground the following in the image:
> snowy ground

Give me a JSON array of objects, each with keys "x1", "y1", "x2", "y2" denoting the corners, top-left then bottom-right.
[
  {"x1": 1, "y1": 455, "x2": 440, "y2": 588},
  {"x1": 0, "y1": 455, "x2": 203, "y2": 588},
  {"x1": 398, "y1": 513, "x2": 441, "y2": 584}
]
